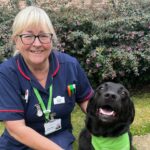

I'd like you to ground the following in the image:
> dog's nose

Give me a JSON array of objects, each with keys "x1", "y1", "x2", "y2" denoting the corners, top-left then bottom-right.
[{"x1": 104, "y1": 92, "x2": 117, "y2": 100}]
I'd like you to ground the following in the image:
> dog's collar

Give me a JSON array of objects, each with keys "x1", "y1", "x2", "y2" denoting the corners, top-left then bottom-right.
[{"x1": 91, "y1": 132, "x2": 130, "y2": 150}]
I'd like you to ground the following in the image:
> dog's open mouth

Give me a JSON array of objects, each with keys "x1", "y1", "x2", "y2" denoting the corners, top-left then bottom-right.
[{"x1": 96, "y1": 105, "x2": 117, "y2": 122}]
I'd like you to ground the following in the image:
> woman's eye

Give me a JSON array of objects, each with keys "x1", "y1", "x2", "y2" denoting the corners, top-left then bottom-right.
[
  {"x1": 40, "y1": 35, "x2": 48, "y2": 38},
  {"x1": 22, "y1": 35, "x2": 33, "y2": 39}
]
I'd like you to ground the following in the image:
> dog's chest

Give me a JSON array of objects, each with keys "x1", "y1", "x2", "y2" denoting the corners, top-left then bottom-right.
[{"x1": 91, "y1": 132, "x2": 130, "y2": 150}]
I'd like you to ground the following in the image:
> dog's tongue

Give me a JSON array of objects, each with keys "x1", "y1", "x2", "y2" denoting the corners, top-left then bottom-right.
[{"x1": 100, "y1": 108, "x2": 115, "y2": 116}]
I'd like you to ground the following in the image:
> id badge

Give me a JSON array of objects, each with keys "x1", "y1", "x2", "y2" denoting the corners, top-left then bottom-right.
[{"x1": 44, "y1": 119, "x2": 62, "y2": 135}]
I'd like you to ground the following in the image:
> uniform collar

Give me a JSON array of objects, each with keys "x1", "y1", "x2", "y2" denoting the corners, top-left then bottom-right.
[{"x1": 16, "y1": 51, "x2": 60, "y2": 90}]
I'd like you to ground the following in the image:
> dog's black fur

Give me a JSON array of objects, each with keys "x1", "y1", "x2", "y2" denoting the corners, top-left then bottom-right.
[{"x1": 78, "y1": 82, "x2": 135, "y2": 150}]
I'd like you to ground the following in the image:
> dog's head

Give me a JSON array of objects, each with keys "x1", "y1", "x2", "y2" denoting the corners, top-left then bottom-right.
[{"x1": 86, "y1": 82, "x2": 135, "y2": 136}]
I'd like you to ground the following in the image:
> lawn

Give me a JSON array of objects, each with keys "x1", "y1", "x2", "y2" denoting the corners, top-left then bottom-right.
[
  {"x1": 0, "y1": 91, "x2": 150, "y2": 149},
  {"x1": 0, "y1": 123, "x2": 3, "y2": 134}
]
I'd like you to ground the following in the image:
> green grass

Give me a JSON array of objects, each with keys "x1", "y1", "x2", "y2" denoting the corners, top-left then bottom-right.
[
  {"x1": 0, "y1": 91, "x2": 150, "y2": 149},
  {"x1": 131, "y1": 92, "x2": 150, "y2": 135},
  {"x1": 0, "y1": 122, "x2": 4, "y2": 134}
]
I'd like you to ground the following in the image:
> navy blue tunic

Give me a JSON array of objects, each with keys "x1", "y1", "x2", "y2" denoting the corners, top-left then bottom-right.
[{"x1": 0, "y1": 50, "x2": 93, "y2": 150}]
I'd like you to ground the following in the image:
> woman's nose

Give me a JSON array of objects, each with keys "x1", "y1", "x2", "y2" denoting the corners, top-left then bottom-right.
[{"x1": 32, "y1": 37, "x2": 42, "y2": 46}]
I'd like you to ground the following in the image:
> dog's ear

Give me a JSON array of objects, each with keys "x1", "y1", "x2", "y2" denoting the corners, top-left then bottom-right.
[
  {"x1": 86, "y1": 92, "x2": 97, "y2": 114},
  {"x1": 86, "y1": 94, "x2": 94, "y2": 113},
  {"x1": 124, "y1": 97, "x2": 135, "y2": 124},
  {"x1": 86, "y1": 84, "x2": 104, "y2": 114},
  {"x1": 128, "y1": 99, "x2": 135, "y2": 123}
]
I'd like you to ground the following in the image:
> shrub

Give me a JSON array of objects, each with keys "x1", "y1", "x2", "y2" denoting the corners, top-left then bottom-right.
[
  {"x1": 0, "y1": 5, "x2": 17, "y2": 62},
  {"x1": 48, "y1": 8, "x2": 150, "y2": 88}
]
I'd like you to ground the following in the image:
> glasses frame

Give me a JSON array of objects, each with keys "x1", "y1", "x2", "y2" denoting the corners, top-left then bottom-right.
[{"x1": 17, "y1": 33, "x2": 53, "y2": 45}]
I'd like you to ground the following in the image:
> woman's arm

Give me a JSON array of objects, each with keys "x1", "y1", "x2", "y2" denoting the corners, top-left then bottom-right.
[
  {"x1": 78, "y1": 100, "x2": 89, "y2": 113},
  {"x1": 4, "y1": 120, "x2": 63, "y2": 150}
]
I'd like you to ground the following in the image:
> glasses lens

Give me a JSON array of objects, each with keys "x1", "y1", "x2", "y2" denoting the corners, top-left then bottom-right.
[
  {"x1": 39, "y1": 33, "x2": 52, "y2": 44},
  {"x1": 21, "y1": 34, "x2": 35, "y2": 45}
]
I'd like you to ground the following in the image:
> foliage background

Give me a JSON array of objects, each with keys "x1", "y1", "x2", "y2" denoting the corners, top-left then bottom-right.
[{"x1": 0, "y1": 1, "x2": 150, "y2": 149}]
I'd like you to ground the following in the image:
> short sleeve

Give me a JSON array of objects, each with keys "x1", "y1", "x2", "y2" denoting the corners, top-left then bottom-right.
[
  {"x1": 0, "y1": 74, "x2": 24, "y2": 121},
  {"x1": 75, "y1": 61, "x2": 94, "y2": 103}
]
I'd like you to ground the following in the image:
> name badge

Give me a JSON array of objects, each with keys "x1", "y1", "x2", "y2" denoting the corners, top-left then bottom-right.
[
  {"x1": 44, "y1": 119, "x2": 62, "y2": 135},
  {"x1": 53, "y1": 96, "x2": 65, "y2": 105}
]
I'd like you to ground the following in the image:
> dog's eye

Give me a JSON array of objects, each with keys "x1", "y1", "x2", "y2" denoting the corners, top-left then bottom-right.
[
  {"x1": 99, "y1": 86, "x2": 104, "y2": 90},
  {"x1": 95, "y1": 86, "x2": 104, "y2": 94},
  {"x1": 121, "y1": 91, "x2": 126, "y2": 96}
]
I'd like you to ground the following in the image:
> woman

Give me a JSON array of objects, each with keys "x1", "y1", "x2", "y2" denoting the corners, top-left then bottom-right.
[{"x1": 0, "y1": 6, "x2": 93, "y2": 150}]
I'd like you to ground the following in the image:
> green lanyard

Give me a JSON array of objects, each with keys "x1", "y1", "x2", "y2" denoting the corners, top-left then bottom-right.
[{"x1": 33, "y1": 84, "x2": 53, "y2": 121}]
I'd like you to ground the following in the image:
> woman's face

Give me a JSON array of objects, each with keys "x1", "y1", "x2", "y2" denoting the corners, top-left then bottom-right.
[{"x1": 15, "y1": 25, "x2": 52, "y2": 68}]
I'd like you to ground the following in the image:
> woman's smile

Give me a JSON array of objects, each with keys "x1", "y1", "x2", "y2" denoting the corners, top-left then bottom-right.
[{"x1": 29, "y1": 49, "x2": 45, "y2": 54}]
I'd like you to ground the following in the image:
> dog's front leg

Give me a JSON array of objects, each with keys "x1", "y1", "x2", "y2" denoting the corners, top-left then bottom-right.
[{"x1": 78, "y1": 128, "x2": 94, "y2": 150}]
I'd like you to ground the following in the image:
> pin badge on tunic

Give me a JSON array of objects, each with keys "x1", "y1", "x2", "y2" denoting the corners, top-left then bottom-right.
[
  {"x1": 25, "y1": 89, "x2": 29, "y2": 103},
  {"x1": 67, "y1": 84, "x2": 76, "y2": 97},
  {"x1": 35, "y1": 104, "x2": 43, "y2": 117}
]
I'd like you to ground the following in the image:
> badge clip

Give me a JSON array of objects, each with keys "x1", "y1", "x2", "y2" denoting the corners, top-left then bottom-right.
[
  {"x1": 35, "y1": 104, "x2": 43, "y2": 117},
  {"x1": 49, "y1": 112, "x2": 56, "y2": 121}
]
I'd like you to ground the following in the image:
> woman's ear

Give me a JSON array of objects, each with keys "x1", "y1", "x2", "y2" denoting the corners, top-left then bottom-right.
[
  {"x1": 12, "y1": 34, "x2": 19, "y2": 44},
  {"x1": 12, "y1": 37, "x2": 16, "y2": 45}
]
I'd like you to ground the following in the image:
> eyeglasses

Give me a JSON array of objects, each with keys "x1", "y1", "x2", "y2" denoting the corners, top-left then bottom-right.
[{"x1": 17, "y1": 33, "x2": 53, "y2": 45}]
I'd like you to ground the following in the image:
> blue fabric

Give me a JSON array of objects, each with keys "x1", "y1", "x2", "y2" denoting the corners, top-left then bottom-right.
[
  {"x1": 0, "y1": 50, "x2": 93, "y2": 149},
  {"x1": 0, "y1": 129, "x2": 75, "y2": 150}
]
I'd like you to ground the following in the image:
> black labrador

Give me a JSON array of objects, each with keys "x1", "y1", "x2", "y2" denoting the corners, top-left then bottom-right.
[{"x1": 78, "y1": 82, "x2": 135, "y2": 150}]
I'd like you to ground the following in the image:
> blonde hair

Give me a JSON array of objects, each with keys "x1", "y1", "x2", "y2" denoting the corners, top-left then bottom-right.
[{"x1": 12, "y1": 6, "x2": 57, "y2": 54}]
